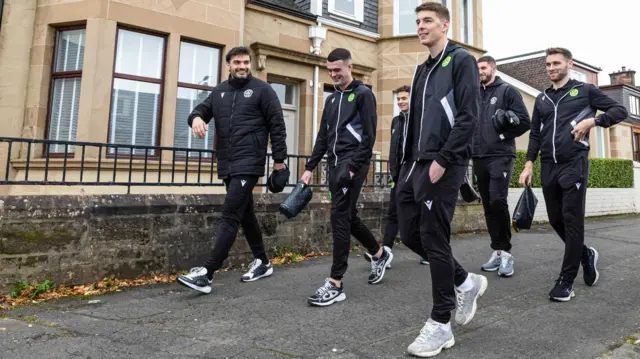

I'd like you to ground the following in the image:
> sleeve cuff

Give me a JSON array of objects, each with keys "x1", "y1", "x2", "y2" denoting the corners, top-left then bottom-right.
[{"x1": 434, "y1": 154, "x2": 449, "y2": 169}]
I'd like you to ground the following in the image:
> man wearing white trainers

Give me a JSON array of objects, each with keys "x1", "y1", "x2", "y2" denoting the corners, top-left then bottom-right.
[
  {"x1": 176, "y1": 46, "x2": 288, "y2": 294},
  {"x1": 399, "y1": 3, "x2": 488, "y2": 357},
  {"x1": 472, "y1": 56, "x2": 531, "y2": 278}
]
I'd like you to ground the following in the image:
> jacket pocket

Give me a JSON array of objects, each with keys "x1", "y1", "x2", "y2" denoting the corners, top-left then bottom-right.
[{"x1": 251, "y1": 132, "x2": 261, "y2": 157}]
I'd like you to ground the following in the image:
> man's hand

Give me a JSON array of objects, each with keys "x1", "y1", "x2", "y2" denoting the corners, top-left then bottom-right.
[
  {"x1": 300, "y1": 170, "x2": 312, "y2": 185},
  {"x1": 429, "y1": 161, "x2": 446, "y2": 184},
  {"x1": 519, "y1": 161, "x2": 533, "y2": 186},
  {"x1": 273, "y1": 163, "x2": 286, "y2": 171},
  {"x1": 571, "y1": 118, "x2": 595, "y2": 142},
  {"x1": 191, "y1": 117, "x2": 207, "y2": 139}
]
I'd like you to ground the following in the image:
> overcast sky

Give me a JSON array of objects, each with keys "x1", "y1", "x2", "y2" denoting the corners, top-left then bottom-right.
[{"x1": 482, "y1": 0, "x2": 639, "y2": 86}]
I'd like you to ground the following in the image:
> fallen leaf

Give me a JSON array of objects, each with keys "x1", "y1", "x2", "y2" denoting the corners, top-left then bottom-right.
[{"x1": 0, "y1": 328, "x2": 6, "y2": 331}]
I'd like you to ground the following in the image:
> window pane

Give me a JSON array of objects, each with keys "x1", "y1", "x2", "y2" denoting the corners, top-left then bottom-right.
[
  {"x1": 115, "y1": 29, "x2": 164, "y2": 79},
  {"x1": 174, "y1": 87, "x2": 215, "y2": 158},
  {"x1": 398, "y1": 0, "x2": 417, "y2": 35},
  {"x1": 460, "y1": 0, "x2": 468, "y2": 43},
  {"x1": 55, "y1": 29, "x2": 85, "y2": 72},
  {"x1": 48, "y1": 77, "x2": 81, "y2": 153},
  {"x1": 335, "y1": 0, "x2": 355, "y2": 15},
  {"x1": 269, "y1": 82, "x2": 294, "y2": 105},
  {"x1": 108, "y1": 78, "x2": 161, "y2": 155},
  {"x1": 178, "y1": 42, "x2": 220, "y2": 86}
]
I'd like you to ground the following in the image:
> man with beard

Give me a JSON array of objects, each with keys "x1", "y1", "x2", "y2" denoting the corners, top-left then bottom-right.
[
  {"x1": 519, "y1": 47, "x2": 627, "y2": 302},
  {"x1": 301, "y1": 48, "x2": 391, "y2": 307},
  {"x1": 176, "y1": 46, "x2": 288, "y2": 294},
  {"x1": 472, "y1": 56, "x2": 530, "y2": 277},
  {"x1": 401, "y1": 3, "x2": 488, "y2": 357}
]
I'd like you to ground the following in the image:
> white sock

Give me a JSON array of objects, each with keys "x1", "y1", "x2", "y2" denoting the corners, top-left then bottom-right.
[
  {"x1": 456, "y1": 275, "x2": 474, "y2": 292},
  {"x1": 429, "y1": 319, "x2": 451, "y2": 331}
]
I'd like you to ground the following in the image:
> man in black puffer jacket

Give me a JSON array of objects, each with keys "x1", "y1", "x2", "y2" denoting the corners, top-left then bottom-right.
[
  {"x1": 177, "y1": 46, "x2": 287, "y2": 294},
  {"x1": 472, "y1": 55, "x2": 530, "y2": 278},
  {"x1": 301, "y1": 48, "x2": 391, "y2": 307}
]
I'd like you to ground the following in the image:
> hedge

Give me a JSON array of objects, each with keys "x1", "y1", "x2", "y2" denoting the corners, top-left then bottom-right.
[{"x1": 502, "y1": 151, "x2": 634, "y2": 188}]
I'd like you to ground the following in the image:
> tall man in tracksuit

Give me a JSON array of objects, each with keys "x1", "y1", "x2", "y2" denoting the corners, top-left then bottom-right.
[
  {"x1": 472, "y1": 55, "x2": 531, "y2": 277},
  {"x1": 519, "y1": 47, "x2": 627, "y2": 302},
  {"x1": 301, "y1": 48, "x2": 392, "y2": 307},
  {"x1": 362, "y1": 85, "x2": 429, "y2": 266},
  {"x1": 402, "y1": 3, "x2": 489, "y2": 358},
  {"x1": 176, "y1": 46, "x2": 288, "y2": 294}
]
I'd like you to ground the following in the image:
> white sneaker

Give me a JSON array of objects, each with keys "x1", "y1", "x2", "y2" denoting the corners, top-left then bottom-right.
[
  {"x1": 240, "y1": 259, "x2": 274, "y2": 282},
  {"x1": 407, "y1": 319, "x2": 455, "y2": 357}
]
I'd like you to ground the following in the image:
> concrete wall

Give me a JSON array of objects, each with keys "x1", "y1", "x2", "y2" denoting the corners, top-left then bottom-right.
[
  {"x1": 508, "y1": 163, "x2": 640, "y2": 223},
  {"x1": 0, "y1": 192, "x2": 485, "y2": 292}
]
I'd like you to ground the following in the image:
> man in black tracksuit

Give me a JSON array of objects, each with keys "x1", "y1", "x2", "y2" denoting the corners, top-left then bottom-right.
[
  {"x1": 519, "y1": 47, "x2": 627, "y2": 302},
  {"x1": 301, "y1": 48, "x2": 392, "y2": 307},
  {"x1": 363, "y1": 85, "x2": 429, "y2": 266},
  {"x1": 176, "y1": 46, "x2": 287, "y2": 294},
  {"x1": 472, "y1": 55, "x2": 531, "y2": 277}
]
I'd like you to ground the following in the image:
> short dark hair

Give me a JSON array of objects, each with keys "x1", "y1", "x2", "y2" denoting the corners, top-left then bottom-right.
[
  {"x1": 477, "y1": 55, "x2": 496, "y2": 66},
  {"x1": 225, "y1": 46, "x2": 251, "y2": 63},
  {"x1": 546, "y1": 47, "x2": 573, "y2": 61},
  {"x1": 327, "y1": 48, "x2": 352, "y2": 63},
  {"x1": 415, "y1": 2, "x2": 450, "y2": 22},
  {"x1": 395, "y1": 85, "x2": 411, "y2": 94}
]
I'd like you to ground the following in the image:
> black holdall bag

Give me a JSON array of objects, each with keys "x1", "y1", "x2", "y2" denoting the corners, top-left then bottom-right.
[
  {"x1": 267, "y1": 164, "x2": 290, "y2": 193},
  {"x1": 512, "y1": 185, "x2": 538, "y2": 232},
  {"x1": 279, "y1": 181, "x2": 313, "y2": 219},
  {"x1": 460, "y1": 175, "x2": 480, "y2": 203}
]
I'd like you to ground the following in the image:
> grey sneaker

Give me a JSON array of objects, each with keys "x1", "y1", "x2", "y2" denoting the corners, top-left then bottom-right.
[
  {"x1": 481, "y1": 250, "x2": 500, "y2": 272},
  {"x1": 454, "y1": 273, "x2": 488, "y2": 326},
  {"x1": 364, "y1": 247, "x2": 391, "y2": 269},
  {"x1": 498, "y1": 251, "x2": 514, "y2": 277},
  {"x1": 407, "y1": 319, "x2": 455, "y2": 357}
]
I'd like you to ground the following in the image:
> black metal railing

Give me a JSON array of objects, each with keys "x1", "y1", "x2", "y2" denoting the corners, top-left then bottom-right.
[{"x1": 0, "y1": 137, "x2": 395, "y2": 194}]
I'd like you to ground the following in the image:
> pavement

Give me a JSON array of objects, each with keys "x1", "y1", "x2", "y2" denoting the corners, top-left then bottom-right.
[{"x1": 1, "y1": 215, "x2": 640, "y2": 359}]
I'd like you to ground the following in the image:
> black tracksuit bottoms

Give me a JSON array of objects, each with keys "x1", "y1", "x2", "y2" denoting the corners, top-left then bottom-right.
[
  {"x1": 541, "y1": 154, "x2": 590, "y2": 283},
  {"x1": 397, "y1": 160, "x2": 469, "y2": 324},
  {"x1": 382, "y1": 184, "x2": 399, "y2": 248},
  {"x1": 473, "y1": 156, "x2": 514, "y2": 252},
  {"x1": 204, "y1": 175, "x2": 268, "y2": 276},
  {"x1": 329, "y1": 163, "x2": 380, "y2": 280}
]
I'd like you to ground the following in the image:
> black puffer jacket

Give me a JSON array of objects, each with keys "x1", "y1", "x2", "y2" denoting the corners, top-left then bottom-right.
[
  {"x1": 187, "y1": 73, "x2": 287, "y2": 179},
  {"x1": 471, "y1": 76, "x2": 531, "y2": 158},
  {"x1": 389, "y1": 112, "x2": 407, "y2": 181},
  {"x1": 305, "y1": 80, "x2": 377, "y2": 174}
]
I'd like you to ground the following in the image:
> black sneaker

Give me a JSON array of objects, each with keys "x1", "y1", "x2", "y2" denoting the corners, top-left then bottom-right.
[
  {"x1": 581, "y1": 246, "x2": 599, "y2": 286},
  {"x1": 549, "y1": 277, "x2": 575, "y2": 302},
  {"x1": 308, "y1": 279, "x2": 346, "y2": 307},
  {"x1": 177, "y1": 267, "x2": 212, "y2": 294},
  {"x1": 241, "y1": 259, "x2": 274, "y2": 282},
  {"x1": 368, "y1": 247, "x2": 394, "y2": 285}
]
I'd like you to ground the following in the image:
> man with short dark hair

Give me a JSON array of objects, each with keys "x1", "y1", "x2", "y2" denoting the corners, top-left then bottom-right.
[
  {"x1": 176, "y1": 46, "x2": 288, "y2": 294},
  {"x1": 301, "y1": 47, "x2": 391, "y2": 307},
  {"x1": 519, "y1": 47, "x2": 627, "y2": 302},
  {"x1": 363, "y1": 85, "x2": 429, "y2": 266},
  {"x1": 400, "y1": 3, "x2": 488, "y2": 357},
  {"x1": 472, "y1": 55, "x2": 531, "y2": 277}
]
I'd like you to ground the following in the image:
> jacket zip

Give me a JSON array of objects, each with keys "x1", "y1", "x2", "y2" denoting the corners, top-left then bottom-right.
[
  {"x1": 402, "y1": 64, "x2": 419, "y2": 165},
  {"x1": 417, "y1": 41, "x2": 449, "y2": 158},
  {"x1": 229, "y1": 91, "x2": 237, "y2": 160},
  {"x1": 333, "y1": 91, "x2": 344, "y2": 166},
  {"x1": 543, "y1": 84, "x2": 580, "y2": 163},
  {"x1": 405, "y1": 42, "x2": 449, "y2": 181}
]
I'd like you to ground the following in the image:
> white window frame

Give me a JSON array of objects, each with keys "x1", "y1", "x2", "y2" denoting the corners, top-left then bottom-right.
[
  {"x1": 328, "y1": 0, "x2": 364, "y2": 23},
  {"x1": 629, "y1": 95, "x2": 640, "y2": 116},
  {"x1": 442, "y1": 0, "x2": 453, "y2": 38},
  {"x1": 393, "y1": 0, "x2": 421, "y2": 36},
  {"x1": 570, "y1": 69, "x2": 588, "y2": 82},
  {"x1": 460, "y1": 0, "x2": 474, "y2": 46},
  {"x1": 393, "y1": 92, "x2": 400, "y2": 117}
]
